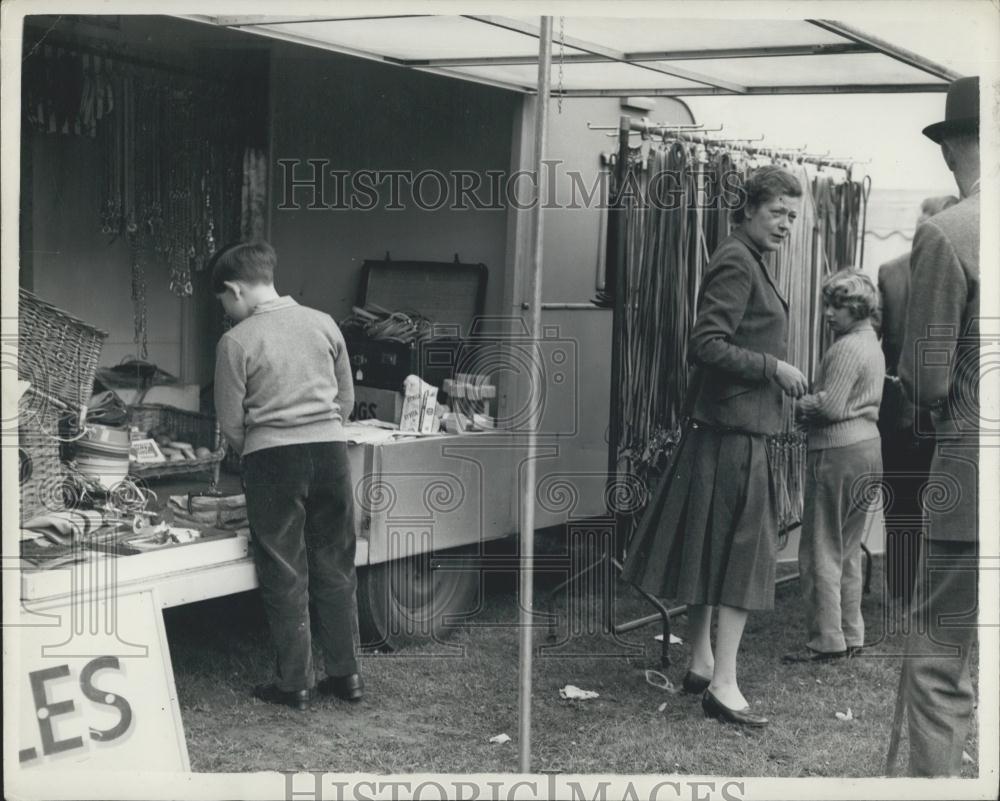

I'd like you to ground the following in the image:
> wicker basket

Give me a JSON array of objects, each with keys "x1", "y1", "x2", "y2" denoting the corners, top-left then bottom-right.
[
  {"x1": 18, "y1": 288, "x2": 108, "y2": 413},
  {"x1": 127, "y1": 404, "x2": 226, "y2": 480},
  {"x1": 18, "y1": 387, "x2": 67, "y2": 522}
]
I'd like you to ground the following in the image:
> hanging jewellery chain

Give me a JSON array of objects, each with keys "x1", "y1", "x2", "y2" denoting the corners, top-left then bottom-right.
[
  {"x1": 131, "y1": 257, "x2": 149, "y2": 360},
  {"x1": 557, "y1": 16, "x2": 565, "y2": 114}
]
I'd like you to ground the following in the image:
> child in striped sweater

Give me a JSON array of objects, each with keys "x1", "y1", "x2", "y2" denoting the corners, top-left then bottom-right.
[{"x1": 783, "y1": 269, "x2": 886, "y2": 663}]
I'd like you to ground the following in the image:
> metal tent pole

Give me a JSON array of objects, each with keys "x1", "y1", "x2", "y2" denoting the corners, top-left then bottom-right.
[{"x1": 518, "y1": 14, "x2": 551, "y2": 775}]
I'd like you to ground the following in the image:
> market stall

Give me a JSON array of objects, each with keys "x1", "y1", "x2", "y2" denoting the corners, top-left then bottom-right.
[{"x1": 10, "y1": 11, "x2": 960, "y2": 778}]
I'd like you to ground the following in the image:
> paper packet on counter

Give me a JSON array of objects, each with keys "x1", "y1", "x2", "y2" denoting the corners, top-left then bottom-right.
[{"x1": 400, "y1": 375, "x2": 439, "y2": 434}]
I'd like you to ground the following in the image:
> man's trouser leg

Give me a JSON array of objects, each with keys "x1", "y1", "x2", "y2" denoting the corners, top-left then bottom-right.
[
  {"x1": 880, "y1": 427, "x2": 934, "y2": 605},
  {"x1": 902, "y1": 538, "x2": 978, "y2": 776}
]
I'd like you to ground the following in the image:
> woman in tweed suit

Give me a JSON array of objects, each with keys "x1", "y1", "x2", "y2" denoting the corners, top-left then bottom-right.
[{"x1": 623, "y1": 165, "x2": 808, "y2": 727}]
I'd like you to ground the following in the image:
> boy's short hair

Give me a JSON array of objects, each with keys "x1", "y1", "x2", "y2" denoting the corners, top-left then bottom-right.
[
  {"x1": 822, "y1": 268, "x2": 880, "y2": 322},
  {"x1": 732, "y1": 164, "x2": 803, "y2": 224},
  {"x1": 210, "y1": 240, "x2": 276, "y2": 294}
]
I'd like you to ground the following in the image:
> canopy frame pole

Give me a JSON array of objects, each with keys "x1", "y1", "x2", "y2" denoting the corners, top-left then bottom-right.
[
  {"x1": 806, "y1": 19, "x2": 961, "y2": 82},
  {"x1": 518, "y1": 14, "x2": 552, "y2": 775}
]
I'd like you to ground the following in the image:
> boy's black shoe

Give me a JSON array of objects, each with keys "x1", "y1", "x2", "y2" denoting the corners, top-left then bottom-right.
[
  {"x1": 318, "y1": 673, "x2": 364, "y2": 702},
  {"x1": 253, "y1": 683, "x2": 312, "y2": 711}
]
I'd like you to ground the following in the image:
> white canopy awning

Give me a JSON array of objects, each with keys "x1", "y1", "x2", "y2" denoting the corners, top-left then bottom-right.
[{"x1": 179, "y1": 14, "x2": 957, "y2": 96}]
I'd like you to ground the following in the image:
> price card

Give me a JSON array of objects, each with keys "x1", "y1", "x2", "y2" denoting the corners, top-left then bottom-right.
[{"x1": 129, "y1": 438, "x2": 165, "y2": 464}]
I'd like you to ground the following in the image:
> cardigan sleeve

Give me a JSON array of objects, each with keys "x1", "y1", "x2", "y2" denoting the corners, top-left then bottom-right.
[
  {"x1": 800, "y1": 338, "x2": 859, "y2": 423},
  {"x1": 690, "y1": 257, "x2": 777, "y2": 382}
]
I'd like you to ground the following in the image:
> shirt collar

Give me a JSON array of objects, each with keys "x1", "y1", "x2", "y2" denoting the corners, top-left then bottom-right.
[
  {"x1": 252, "y1": 296, "x2": 298, "y2": 316},
  {"x1": 843, "y1": 321, "x2": 875, "y2": 337},
  {"x1": 732, "y1": 227, "x2": 764, "y2": 262}
]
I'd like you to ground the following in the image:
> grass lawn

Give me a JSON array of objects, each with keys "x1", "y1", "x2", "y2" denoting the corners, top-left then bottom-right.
[{"x1": 165, "y1": 537, "x2": 979, "y2": 776}]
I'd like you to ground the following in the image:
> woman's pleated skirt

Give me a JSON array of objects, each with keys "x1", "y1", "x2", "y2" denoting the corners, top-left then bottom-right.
[{"x1": 621, "y1": 422, "x2": 780, "y2": 611}]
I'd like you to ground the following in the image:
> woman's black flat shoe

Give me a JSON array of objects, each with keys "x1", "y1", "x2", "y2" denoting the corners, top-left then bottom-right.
[
  {"x1": 682, "y1": 670, "x2": 712, "y2": 695},
  {"x1": 701, "y1": 690, "x2": 768, "y2": 727}
]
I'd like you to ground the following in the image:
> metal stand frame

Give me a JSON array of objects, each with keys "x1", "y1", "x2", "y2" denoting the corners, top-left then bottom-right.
[
  {"x1": 541, "y1": 525, "x2": 874, "y2": 669},
  {"x1": 542, "y1": 548, "x2": 675, "y2": 667}
]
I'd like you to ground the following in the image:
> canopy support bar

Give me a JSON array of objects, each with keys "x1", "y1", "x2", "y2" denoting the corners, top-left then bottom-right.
[
  {"x1": 806, "y1": 19, "x2": 961, "y2": 82},
  {"x1": 555, "y1": 82, "x2": 949, "y2": 97},
  {"x1": 405, "y1": 42, "x2": 876, "y2": 68},
  {"x1": 464, "y1": 14, "x2": 747, "y2": 94}
]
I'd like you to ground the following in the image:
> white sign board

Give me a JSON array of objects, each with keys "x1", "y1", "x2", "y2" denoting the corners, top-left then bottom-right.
[{"x1": 10, "y1": 586, "x2": 189, "y2": 787}]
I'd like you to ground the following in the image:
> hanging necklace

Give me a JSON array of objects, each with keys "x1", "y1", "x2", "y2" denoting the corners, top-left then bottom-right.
[{"x1": 131, "y1": 257, "x2": 148, "y2": 360}]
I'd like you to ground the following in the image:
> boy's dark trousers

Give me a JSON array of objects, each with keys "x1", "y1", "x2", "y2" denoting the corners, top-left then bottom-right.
[{"x1": 243, "y1": 441, "x2": 359, "y2": 692}]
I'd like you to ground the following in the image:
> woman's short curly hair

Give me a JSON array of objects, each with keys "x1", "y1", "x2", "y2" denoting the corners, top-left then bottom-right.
[
  {"x1": 732, "y1": 164, "x2": 803, "y2": 224},
  {"x1": 822, "y1": 268, "x2": 880, "y2": 322}
]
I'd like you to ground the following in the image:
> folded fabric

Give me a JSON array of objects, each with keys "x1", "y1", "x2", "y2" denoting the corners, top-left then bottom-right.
[
  {"x1": 170, "y1": 506, "x2": 248, "y2": 524},
  {"x1": 168, "y1": 493, "x2": 246, "y2": 512},
  {"x1": 22, "y1": 510, "x2": 115, "y2": 543},
  {"x1": 170, "y1": 510, "x2": 249, "y2": 531},
  {"x1": 85, "y1": 390, "x2": 129, "y2": 426},
  {"x1": 167, "y1": 494, "x2": 248, "y2": 531}
]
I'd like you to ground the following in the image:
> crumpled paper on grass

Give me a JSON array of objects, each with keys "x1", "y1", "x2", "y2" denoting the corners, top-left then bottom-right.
[
  {"x1": 559, "y1": 685, "x2": 599, "y2": 700},
  {"x1": 489, "y1": 733, "x2": 511, "y2": 744},
  {"x1": 644, "y1": 670, "x2": 678, "y2": 693},
  {"x1": 835, "y1": 708, "x2": 853, "y2": 721}
]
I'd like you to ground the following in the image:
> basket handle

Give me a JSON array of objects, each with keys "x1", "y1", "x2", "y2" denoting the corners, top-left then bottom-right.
[{"x1": 25, "y1": 396, "x2": 92, "y2": 443}]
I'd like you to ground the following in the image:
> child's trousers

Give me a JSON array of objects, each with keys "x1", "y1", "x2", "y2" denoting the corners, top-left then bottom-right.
[
  {"x1": 799, "y1": 438, "x2": 883, "y2": 654},
  {"x1": 243, "y1": 441, "x2": 359, "y2": 691}
]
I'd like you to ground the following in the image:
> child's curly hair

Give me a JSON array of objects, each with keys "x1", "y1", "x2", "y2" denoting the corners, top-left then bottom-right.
[{"x1": 821, "y1": 268, "x2": 880, "y2": 323}]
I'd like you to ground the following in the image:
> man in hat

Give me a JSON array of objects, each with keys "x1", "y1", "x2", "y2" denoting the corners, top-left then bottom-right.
[
  {"x1": 893, "y1": 75, "x2": 980, "y2": 777},
  {"x1": 877, "y1": 194, "x2": 958, "y2": 611}
]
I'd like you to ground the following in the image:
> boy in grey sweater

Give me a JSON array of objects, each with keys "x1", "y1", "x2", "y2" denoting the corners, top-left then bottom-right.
[
  {"x1": 213, "y1": 240, "x2": 362, "y2": 710},
  {"x1": 784, "y1": 269, "x2": 885, "y2": 663}
]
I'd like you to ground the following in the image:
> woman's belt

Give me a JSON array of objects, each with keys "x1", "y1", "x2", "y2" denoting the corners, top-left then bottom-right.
[{"x1": 688, "y1": 418, "x2": 765, "y2": 436}]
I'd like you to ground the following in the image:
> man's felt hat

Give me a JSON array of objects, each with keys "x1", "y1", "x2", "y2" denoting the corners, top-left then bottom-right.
[{"x1": 922, "y1": 76, "x2": 979, "y2": 144}]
